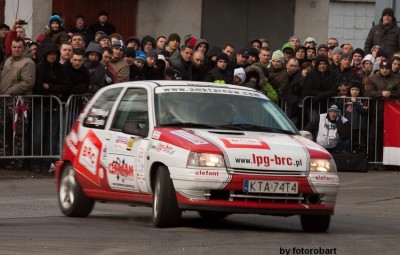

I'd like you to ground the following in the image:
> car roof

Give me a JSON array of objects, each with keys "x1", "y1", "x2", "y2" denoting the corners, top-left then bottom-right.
[{"x1": 106, "y1": 80, "x2": 259, "y2": 92}]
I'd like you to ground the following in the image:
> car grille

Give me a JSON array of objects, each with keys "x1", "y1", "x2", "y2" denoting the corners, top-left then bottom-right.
[
  {"x1": 227, "y1": 168, "x2": 307, "y2": 176},
  {"x1": 205, "y1": 190, "x2": 306, "y2": 204}
]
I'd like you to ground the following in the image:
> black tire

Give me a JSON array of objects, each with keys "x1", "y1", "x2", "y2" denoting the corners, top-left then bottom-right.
[
  {"x1": 58, "y1": 164, "x2": 95, "y2": 217},
  {"x1": 198, "y1": 211, "x2": 230, "y2": 220},
  {"x1": 300, "y1": 215, "x2": 331, "y2": 232},
  {"x1": 152, "y1": 166, "x2": 181, "y2": 227}
]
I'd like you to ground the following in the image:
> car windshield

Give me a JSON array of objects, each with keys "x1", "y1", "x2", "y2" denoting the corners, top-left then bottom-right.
[{"x1": 154, "y1": 86, "x2": 297, "y2": 134}]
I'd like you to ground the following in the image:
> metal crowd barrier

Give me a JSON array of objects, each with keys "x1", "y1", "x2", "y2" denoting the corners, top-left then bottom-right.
[
  {"x1": 0, "y1": 94, "x2": 386, "y2": 167},
  {"x1": 0, "y1": 95, "x2": 64, "y2": 161},
  {"x1": 288, "y1": 96, "x2": 382, "y2": 165},
  {"x1": 63, "y1": 94, "x2": 93, "y2": 138}
]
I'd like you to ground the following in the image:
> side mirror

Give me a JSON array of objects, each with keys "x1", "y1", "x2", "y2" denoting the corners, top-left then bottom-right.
[
  {"x1": 299, "y1": 130, "x2": 313, "y2": 140},
  {"x1": 122, "y1": 120, "x2": 149, "y2": 137}
]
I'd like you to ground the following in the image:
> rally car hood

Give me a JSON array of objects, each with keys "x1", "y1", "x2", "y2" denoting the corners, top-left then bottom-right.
[{"x1": 154, "y1": 128, "x2": 331, "y2": 172}]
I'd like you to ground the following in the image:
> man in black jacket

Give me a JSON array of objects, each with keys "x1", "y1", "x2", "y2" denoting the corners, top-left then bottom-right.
[
  {"x1": 364, "y1": 8, "x2": 400, "y2": 58},
  {"x1": 89, "y1": 11, "x2": 116, "y2": 37},
  {"x1": 33, "y1": 43, "x2": 67, "y2": 172},
  {"x1": 301, "y1": 55, "x2": 337, "y2": 128}
]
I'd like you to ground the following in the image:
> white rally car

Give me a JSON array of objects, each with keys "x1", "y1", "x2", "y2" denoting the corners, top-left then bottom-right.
[{"x1": 56, "y1": 81, "x2": 339, "y2": 232}]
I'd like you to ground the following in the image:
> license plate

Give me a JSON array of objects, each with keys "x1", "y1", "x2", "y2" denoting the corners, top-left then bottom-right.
[{"x1": 243, "y1": 180, "x2": 298, "y2": 194}]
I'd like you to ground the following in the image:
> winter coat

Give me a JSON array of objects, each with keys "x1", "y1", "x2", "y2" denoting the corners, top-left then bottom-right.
[
  {"x1": 344, "y1": 99, "x2": 368, "y2": 129},
  {"x1": 283, "y1": 71, "x2": 304, "y2": 107},
  {"x1": 41, "y1": 28, "x2": 69, "y2": 46},
  {"x1": 306, "y1": 113, "x2": 351, "y2": 149},
  {"x1": 110, "y1": 58, "x2": 130, "y2": 82},
  {"x1": 267, "y1": 66, "x2": 288, "y2": 96},
  {"x1": 0, "y1": 56, "x2": 36, "y2": 95},
  {"x1": 63, "y1": 61, "x2": 89, "y2": 102},
  {"x1": 170, "y1": 52, "x2": 193, "y2": 80},
  {"x1": 69, "y1": 26, "x2": 93, "y2": 46},
  {"x1": 85, "y1": 42, "x2": 106, "y2": 92},
  {"x1": 301, "y1": 57, "x2": 337, "y2": 110},
  {"x1": 335, "y1": 67, "x2": 360, "y2": 86},
  {"x1": 244, "y1": 65, "x2": 278, "y2": 101},
  {"x1": 204, "y1": 66, "x2": 227, "y2": 83},
  {"x1": 364, "y1": 18, "x2": 400, "y2": 57},
  {"x1": 365, "y1": 72, "x2": 400, "y2": 99},
  {"x1": 34, "y1": 43, "x2": 67, "y2": 97},
  {"x1": 89, "y1": 22, "x2": 115, "y2": 36}
]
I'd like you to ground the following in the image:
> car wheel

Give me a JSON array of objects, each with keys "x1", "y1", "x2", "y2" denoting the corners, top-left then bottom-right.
[
  {"x1": 198, "y1": 211, "x2": 230, "y2": 220},
  {"x1": 300, "y1": 215, "x2": 331, "y2": 232},
  {"x1": 58, "y1": 164, "x2": 95, "y2": 217},
  {"x1": 152, "y1": 166, "x2": 181, "y2": 227}
]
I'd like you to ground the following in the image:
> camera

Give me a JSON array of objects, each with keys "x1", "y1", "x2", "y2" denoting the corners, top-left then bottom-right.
[{"x1": 17, "y1": 20, "x2": 28, "y2": 25}]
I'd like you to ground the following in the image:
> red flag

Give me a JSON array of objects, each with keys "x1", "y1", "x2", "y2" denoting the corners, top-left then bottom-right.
[{"x1": 383, "y1": 100, "x2": 400, "y2": 165}]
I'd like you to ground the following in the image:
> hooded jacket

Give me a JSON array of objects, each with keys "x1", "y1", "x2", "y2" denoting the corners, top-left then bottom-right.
[
  {"x1": 140, "y1": 35, "x2": 156, "y2": 50},
  {"x1": 244, "y1": 65, "x2": 278, "y2": 102},
  {"x1": 194, "y1": 39, "x2": 209, "y2": 54},
  {"x1": 364, "y1": 13, "x2": 400, "y2": 57},
  {"x1": 85, "y1": 42, "x2": 106, "y2": 92},
  {"x1": 34, "y1": 43, "x2": 67, "y2": 96}
]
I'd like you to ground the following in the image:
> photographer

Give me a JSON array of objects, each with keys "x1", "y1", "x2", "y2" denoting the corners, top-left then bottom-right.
[
  {"x1": 4, "y1": 19, "x2": 29, "y2": 58},
  {"x1": 306, "y1": 103, "x2": 351, "y2": 153}
]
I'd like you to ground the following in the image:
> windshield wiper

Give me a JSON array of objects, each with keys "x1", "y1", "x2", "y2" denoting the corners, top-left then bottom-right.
[
  {"x1": 218, "y1": 124, "x2": 296, "y2": 134},
  {"x1": 158, "y1": 122, "x2": 217, "y2": 129}
]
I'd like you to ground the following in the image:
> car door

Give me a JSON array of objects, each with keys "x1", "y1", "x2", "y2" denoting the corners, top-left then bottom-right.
[
  {"x1": 76, "y1": 87, "x2": 124, "y2": 189},
  {"x1": 105, "y1": 87, "x2": 150, "y2": 193}
]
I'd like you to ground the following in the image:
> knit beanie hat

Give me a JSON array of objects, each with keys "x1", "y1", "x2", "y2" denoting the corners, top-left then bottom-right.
[
  {"x1": 234, "y1": 67, "x2": 246, "y2": 84},
  {"x1": 282, "y1": 42, "x2": 294, "y2": 54},
  {"x1": 332, "y1": 46, "x2": 343, "y2": 55},
  {"x1": 216, "y1": 53, "x2": 229, "y2": 62},
  {"x1": 146, "y1": 49, "x2": 158, "y2": 59},
  {"x1": 187, "y1": 38, "x2": 198, "y2": 48},
  {"x1": 271, "y1": 50, "x2": 284, "y2": 63},
  {"x1": 376, "y1": 49, "x2": 388, "y2": 58},
  {"x1": 352, "y1": 48, "x2": 365, "y2": 58},
  {"x1": 135, "y1": 50, "x2": 146, "y2": 63},
  {"x1": 382, "y1": 8, "x2": 394, "y2": 18},
  {"x1": 49, "y1": 15, "x2": 62, "y2": 25},
  {"x1": 362, "y1": 54, "x2": 375, "y2": 65}
]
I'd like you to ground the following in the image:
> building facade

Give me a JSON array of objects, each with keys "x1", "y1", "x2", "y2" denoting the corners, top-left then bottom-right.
[{"x1": 0, "y1": 0, "x2": 391, "y2": 50}]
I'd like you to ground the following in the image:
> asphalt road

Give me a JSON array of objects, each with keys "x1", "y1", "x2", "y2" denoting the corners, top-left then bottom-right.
[{"x1": 0, "y1": 171, "x2": 399, "y2": 255}]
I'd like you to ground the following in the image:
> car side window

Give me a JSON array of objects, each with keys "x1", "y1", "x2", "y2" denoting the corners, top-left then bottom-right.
[
  {"x1": 83, "y1": 88, "x2": 123, "y2": 129},
  {"x1": 111, "y1": 88, "x2": 148, "y2": 131}
]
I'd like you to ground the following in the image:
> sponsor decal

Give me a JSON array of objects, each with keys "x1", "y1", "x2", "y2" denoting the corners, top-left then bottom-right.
[
  {"x1": 171, "y1": 130, "x2": 208, "y2": 145},
  {"x1": 152, "y1": 130, "x2": 161, "y2": 140},
  {"x1": 115, "y1": 135, "x2": 129, "y2": 149},
  {"x1": 312, "y1": 175, "x2": 339, "y2": 182},
  {"x1": 156, "y1": 86, "x2": 265, "y2": 98},
  {"x1": 109, "y1": 157, "x2": 134, "y2": 177},
  {"x1": 195, "y1": 170, "x2": 219, "y2": 176},
  {"x1": 220, "y1": 137, "x2": 270, "y2": 149},
  {"x1": 101, "y1": 144, "x2": 107, "y2": 161},
  {"x1": 78, "y1": 139, "x2": 99, "y2": 175},
  {"x1": 234, "y1": 154, "x2": 303, "y2": 168},
  {"x1": 127, "y1": 137, "x2": 135, "y2": 151},
  {"x1": 150, "y1": 142, "x2": 176, "y2": 155}
]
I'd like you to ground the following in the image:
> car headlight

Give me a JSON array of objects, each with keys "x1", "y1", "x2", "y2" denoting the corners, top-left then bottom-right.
[
  {"x1": 187, "y1": 152, "x2": 225, "y2": 167},
  {"x1": 310, "y1": 159, "x2": 336, "y2": 173}
]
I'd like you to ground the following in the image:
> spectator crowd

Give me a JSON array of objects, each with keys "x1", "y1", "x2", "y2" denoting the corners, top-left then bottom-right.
[{"x1": 1, "y1": 8, "x2": 400, "y2": 171}]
